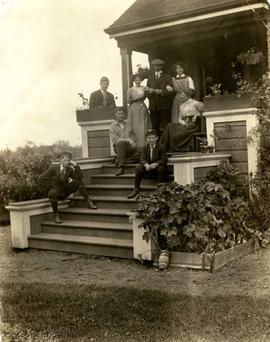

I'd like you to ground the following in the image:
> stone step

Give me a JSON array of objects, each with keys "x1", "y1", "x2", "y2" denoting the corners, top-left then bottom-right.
[
  {"x1": 28, "y1": 233, "x2": 133, "y2": 259},
  {"x1": 102, "y1": 164, "x2": 137, "y2": 174},
  {"x1": 70, "y1": 195, "x2": 137, "y2": 210},
  {"x1": 91, "y1": 174, "x2": 158, "y2": 186},
  {"x1": 101, "y1": 163, "x2": 173, "y2": 175},
  {"x1": 85, "y1": 184, "x2": 156, "y2": 197},
  {"x1": 58, "y1": 207, "x2": 131, "y2": 224},
  {"x1": 41, "y1": 220, "x2": 133, "y2": 240}
]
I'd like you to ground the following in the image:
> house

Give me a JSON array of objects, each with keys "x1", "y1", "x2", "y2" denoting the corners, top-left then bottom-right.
[
  {"x1": 105, "y1": 0, "x2": 269, "y2": 103},
  {"x1": 7, "y1": 1, "x2": 269, "y2": 260}
]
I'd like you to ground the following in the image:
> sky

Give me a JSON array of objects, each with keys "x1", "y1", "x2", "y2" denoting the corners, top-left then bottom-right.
[{"x1": 0, "y1": 0, "x2": 148, "y2": 150}]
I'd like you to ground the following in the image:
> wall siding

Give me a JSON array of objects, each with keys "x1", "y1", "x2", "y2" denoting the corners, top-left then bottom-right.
[{"x1": 214, "y1": 121, "x2": 248, "y2": 175}]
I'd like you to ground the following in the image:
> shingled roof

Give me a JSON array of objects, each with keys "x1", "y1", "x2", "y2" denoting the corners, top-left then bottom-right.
[{"x1": 105, "y1": 0, "x2": 268, "y2": 35}]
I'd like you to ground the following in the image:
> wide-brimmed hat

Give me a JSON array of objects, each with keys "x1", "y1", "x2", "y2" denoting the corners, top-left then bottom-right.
[{"x1": 151, "y1": 59, "x2": 165, "y2": 66}]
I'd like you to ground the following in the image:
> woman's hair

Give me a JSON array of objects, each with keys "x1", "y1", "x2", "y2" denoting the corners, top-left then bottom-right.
[
  {"x1": 172, "y1": 61, "x2": 187, "y2": 76},
  {"x1": 132, "y1": 74, "x2": 142, "y2": 82}
]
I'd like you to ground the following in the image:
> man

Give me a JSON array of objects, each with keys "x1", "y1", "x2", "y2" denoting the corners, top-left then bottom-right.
[
  {"x1": 109, "y1": 107, "x2": 140, "y2": 176},
  {"x1": 127, "y1": 129, "x2": 168, "y2": 199},
  {"x1": 89, "y1": 76, "x2": 116, "y2": 111},
  {"x1": 146, "y1": 59, "x2": 174, "y2": 136},
  {"x1": 38, "y1": 152, "x2": 97, "y2": 224}
]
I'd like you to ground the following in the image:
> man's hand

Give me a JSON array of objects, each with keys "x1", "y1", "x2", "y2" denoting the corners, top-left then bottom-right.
[
  {"x1": 154, "y1": 89, "x2": 162, "y2": 95},
  {"x1": 166, "y1": 85, "x2": 173, "y2": 92},
  {"x1": 127, "y1": 138, "x2": 136, "y2": 146},
  {"x1": 67, "y1": 177, "x2": 73, "y2": 183},
  {"x1": 70, "y1": 160, "x2": 77, "y2": 170},
  {"x1": 150, "y1": 163, "x2": 158, "y2": 169},
  {"x1": 144, "y1": 163, "x2": 151, "y2": 171}
]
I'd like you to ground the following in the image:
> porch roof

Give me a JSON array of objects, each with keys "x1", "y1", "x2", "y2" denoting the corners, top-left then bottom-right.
[{"x1": 105, "y1": 0, "x2": 269, "y2": 36}]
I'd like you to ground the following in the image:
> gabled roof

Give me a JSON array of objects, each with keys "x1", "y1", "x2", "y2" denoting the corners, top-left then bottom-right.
[{"x1": 105, "y1": 0, "x2": 269, "y2": 35}]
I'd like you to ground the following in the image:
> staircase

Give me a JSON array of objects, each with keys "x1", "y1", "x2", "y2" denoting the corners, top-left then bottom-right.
[{"x1": 28, "y1": 164, "x2": 161, "y2": 259}]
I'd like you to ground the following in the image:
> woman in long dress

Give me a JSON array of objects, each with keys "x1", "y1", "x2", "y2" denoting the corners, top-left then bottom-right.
[
  {"x1": 126, "y1": 75, "x2": 149, "y2": 149},
  {"x1": 160, "y1": 92, "x2": 204, "y2": 152},
  {"x1": 171, "y1": 61, "x2": 196, "y2": 123}
]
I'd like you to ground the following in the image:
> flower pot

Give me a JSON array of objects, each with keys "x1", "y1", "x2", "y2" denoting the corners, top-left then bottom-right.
[{"x1": 158, "y1": 250, "x2": 170, "y2": 270}]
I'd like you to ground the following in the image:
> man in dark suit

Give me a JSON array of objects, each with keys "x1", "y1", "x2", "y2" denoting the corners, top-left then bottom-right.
[
  {"x1": 89, "y1": 76, "x2": 116, "y2": 111},
  {"x1": 127, "y1": 129, "x2": 168, "y2": 199},
  {"x1": 38, "y1": 152, "x2": 97, "y2": 223},
  {"x1": 146, "y1": 59, "x2": 174, "y2": 136}
]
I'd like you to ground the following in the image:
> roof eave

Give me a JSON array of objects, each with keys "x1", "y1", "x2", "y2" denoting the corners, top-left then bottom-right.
[{"x1": 104, "y1": 2, "x2": 269, "y2": 37}]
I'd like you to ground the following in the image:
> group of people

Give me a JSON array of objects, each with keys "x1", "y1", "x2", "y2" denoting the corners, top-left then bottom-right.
[{"x1": 39, "y1": 58, "x2": 205, "y2": 225}]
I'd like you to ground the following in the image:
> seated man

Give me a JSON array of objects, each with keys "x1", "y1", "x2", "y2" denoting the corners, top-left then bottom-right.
[
  {"x1": 127, "y1": 129, "x2": 168, "y2": 199},
  {"x1": 89, "y1": 76, "x2": 116, "y2": 111},
  {"x1": 109, "y1": 107, "x2": 140, "y2": 176},
  {"x1": 38, "y1": 152, "x2": 97, "y2": 224}
]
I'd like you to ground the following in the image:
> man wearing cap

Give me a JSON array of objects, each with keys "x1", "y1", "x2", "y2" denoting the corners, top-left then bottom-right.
[
  {"x1": 110, "y1": 107, "x2": 140, "y2": 176},
  {"x1": 89, "y1": 76, "x2": 116, "y2": 111},
  {"x1": 127, "y1": 129, "x2": 168, "y2": 199},
  {"x1": 38, "y1": 152, "x2": 97, "y2": 224},
  {"x1": 146, "y1": 59, "x2": 174, "y2": 136}
]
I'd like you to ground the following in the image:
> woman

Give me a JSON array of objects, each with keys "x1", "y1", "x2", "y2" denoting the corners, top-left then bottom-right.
[
  {"x1": 171, "y1": 62, "x2": 195, "y2": 123},
  {"x1": 126, "y1": 74, "x2": 149, "y2": 148},
  {"x1": 160, "y1": 92, "x2": 204, "y2": 152}
]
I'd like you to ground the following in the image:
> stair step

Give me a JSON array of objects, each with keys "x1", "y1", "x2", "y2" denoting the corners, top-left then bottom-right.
[
  {"x1": 85, "y1": 184, "x2": 156, "y2": 196},
  {"x1": 28, "y1": 233, "x2": 133, "y2": 258},
  {"x1": 102, "y1": 164, "x2": 137, "y2": 174},
  {"x1": 41, "y1": 220, "x2": 133, "y2": 239},
  {"x1": 58, "y1": 207, "x2": 131, "y2": 223},
  {"x1": 70, "y1": 195, "x2": 136, "y2": 210},
  {"x1": 91, "y1": 174, "x2": 160, "y2": 186}
]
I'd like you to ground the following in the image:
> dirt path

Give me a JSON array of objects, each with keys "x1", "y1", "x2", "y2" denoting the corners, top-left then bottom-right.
[{"x1": 1, "y1": 226, "x2": 270, "y2": 298}]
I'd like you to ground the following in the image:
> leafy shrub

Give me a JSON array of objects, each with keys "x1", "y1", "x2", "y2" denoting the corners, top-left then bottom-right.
[
  {"x1": 206, "y1": 160, "x2": 245, "y2": 198},
  {"x1": 136, "y1": 180, "x2": 263, "y2": 254},
  {"x1": 0, "y1": 140, "x2": 81, "y2": 216}
]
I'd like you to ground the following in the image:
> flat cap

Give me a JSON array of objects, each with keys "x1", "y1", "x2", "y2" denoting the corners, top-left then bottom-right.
[
  {"x1": 151, "y1": 58, "x2": 165, "y2": 65},
  {"x1": 145, "y1": 129, "x2": 158, "y2": 137}
]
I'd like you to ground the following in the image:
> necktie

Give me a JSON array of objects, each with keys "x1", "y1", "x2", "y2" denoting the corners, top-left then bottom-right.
[
  {"x1": 150, "y1": 146, "x2": 153, "y2": 162},
  {"x1": 61, "y1": 168, "x2": 66, "y2": 180},
  {"x1": 103, "y1": 92, "x2": 107, "y2": 107}
]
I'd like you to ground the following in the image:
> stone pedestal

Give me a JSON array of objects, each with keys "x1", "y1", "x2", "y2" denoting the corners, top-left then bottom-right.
[{"x1": 169, "y1": 152, "x2": 231, "y2": 185}]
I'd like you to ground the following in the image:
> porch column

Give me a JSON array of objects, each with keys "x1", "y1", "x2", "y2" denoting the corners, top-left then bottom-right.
[
  {"x1": 267, "y1": 13, "x2": 270, "y2": 70},
  {"x1": 120, "y1": 48, "x2": 133, "y2": 109}
]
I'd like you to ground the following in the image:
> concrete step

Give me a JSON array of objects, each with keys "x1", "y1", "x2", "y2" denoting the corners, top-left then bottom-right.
[
  {"x1": 101, "y1": 164, "x2": 173, "y2": 175},
  {"x1": 58, "y1": 207, "x2": 131, "y2": 223},
  {"x1": 85, "y1": 184, "x2": 156, "y2": 197},
  {"x1": 70, "y1": 195, "x2": 137, "y2": 210},
  {"x1": 102, "y1": 164, "x2": 137, "y2": 174},
  {"x1": 91, "y1": 174, "x2": 162, "y2": 186},
  {"x1": 28, "y1": 233, "x2": 133, "y2": 258},
  {"x1": 41, "y1": 219, "x2": 133, "y2": 240}
]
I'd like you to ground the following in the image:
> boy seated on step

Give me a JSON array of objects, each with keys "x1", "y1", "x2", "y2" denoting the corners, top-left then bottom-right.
[
  {"x1": 109, "y1": 106, "x2": 140, "y2": 176},
  {"x1": 127, "y1": 129, "x2": 168, "y2": 199},
  {"x1": 38, "y1": 152, "x2": 97, "y2": 224}
]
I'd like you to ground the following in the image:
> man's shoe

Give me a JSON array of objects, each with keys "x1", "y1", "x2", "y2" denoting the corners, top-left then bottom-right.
[
  {"x1": 87, "y1": 198, "x2": 97, "y2": 210},
  {"x1": 115, "y1": 167, "x2": 124, "y2": 176},
  {"x1": 127, "y1": 188, "x2": 140, "y2": 199},
  {"x1": 54, "y1": 213, "x2": 62, "y2": 224}
]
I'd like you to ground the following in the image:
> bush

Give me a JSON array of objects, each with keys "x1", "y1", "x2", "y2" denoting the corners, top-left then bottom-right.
[
  {"x1": 0, "y1": 140, "x2": 83, "y2": 216},
  {"x1": 135, "y1": 176, "x2": 269, "y2": 253}
]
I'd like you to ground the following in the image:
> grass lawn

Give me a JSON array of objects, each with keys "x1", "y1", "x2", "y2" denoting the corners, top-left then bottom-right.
[{"x1": 1, "y1": 282, "x2": 270, "y2": 342}]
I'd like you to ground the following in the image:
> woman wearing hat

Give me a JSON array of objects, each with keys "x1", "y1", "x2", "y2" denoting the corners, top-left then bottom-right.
[
  {"x1": 171, "y1": 61, "x2": 195, "y2": 123},
  {"x1": 126, "y1": 74, "x2": 149, "y2": 149}
]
